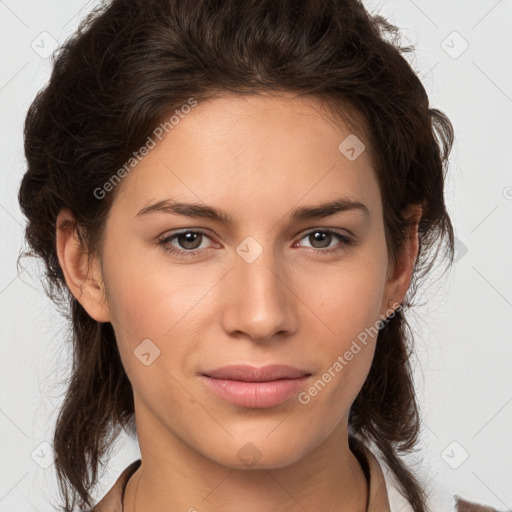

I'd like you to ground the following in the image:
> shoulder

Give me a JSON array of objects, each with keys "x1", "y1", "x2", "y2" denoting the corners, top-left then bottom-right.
[
  {"x1": 368, "y1": 443, "x2": 504, "y2": 512},
  {"x1": 86, "y1": 459, "x2": 141, "y2": 512},
  {"x1": 454, "y1": 495, "x2": 504, "y2": 512}
]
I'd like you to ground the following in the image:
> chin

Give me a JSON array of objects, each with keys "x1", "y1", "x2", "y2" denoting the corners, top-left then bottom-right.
[{"x1": 205, "y1": 438, "x2": 311, "y2": 471}]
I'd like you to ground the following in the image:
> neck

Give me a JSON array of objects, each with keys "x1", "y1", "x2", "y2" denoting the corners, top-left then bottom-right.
[{"x1": 123, "y1": 410, "x2": 368, "y2": 512}]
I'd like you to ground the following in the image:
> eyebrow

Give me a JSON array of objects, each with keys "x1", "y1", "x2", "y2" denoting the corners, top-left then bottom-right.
[{"x1": 135, "y1": 197, "x2": 370, "y2": 224}]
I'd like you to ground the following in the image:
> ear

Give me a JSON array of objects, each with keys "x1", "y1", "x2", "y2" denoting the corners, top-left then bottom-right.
[
  {"x1": 382, "y1": 203, "x2": 423, "y2": 314},
  {"x1": 55, "y1": 208, "x2": 111, "y2": 323}
]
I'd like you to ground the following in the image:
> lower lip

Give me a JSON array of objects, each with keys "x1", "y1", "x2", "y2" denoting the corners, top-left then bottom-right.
[{"x1": 201, "y1": 375, "x2": 311, "y2": 408}]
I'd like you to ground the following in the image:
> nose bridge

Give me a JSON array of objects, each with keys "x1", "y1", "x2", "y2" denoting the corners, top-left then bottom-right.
[
  {"x1": 222, "y1": 234, "x2": 297, "y2": 341},
  {"x1": 235, "y1": 232, "x2": 286, "y2": 291}
]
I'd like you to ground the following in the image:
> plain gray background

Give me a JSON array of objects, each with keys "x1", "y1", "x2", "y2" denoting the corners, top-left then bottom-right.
[{"x1": 1, "y1": 0, "x2": 511, "y2": 510}]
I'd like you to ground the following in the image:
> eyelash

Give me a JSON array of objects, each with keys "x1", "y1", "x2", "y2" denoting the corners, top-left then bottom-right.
[{"x1": 156, "y1": 228, "x2": 353, "y2": 259}]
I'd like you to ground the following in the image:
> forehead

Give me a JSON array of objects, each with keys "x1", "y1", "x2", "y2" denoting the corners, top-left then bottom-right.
[{"x1": 109, "y1": 92, "x2": 380, "y2": 220}]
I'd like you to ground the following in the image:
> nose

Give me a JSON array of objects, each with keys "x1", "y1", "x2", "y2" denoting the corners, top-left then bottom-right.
[{"x1": 220, "y1": 243, "x2": 299, "y2": 343}]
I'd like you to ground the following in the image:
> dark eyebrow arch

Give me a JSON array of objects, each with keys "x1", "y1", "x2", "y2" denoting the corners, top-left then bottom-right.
[
  {"x1": 291, "y1": 198, "x2": 370, "y2": 221},
  {"x1": 135, "y1": 197, "x2": 370, "y2": 224}
]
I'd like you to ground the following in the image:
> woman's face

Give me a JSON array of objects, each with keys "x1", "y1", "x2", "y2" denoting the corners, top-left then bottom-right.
[{"x1": 74, "y1": 92, "x2": 413, "y2": 470}]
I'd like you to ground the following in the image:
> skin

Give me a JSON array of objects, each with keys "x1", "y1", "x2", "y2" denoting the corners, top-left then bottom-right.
[{"x1": 56, "y1": 91, "x2": 421, "y2": 512}]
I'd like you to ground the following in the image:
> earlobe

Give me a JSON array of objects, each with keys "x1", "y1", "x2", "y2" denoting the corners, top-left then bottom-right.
[{"x1": 55, "y1": 208, "x2": 111, "y2": 323}]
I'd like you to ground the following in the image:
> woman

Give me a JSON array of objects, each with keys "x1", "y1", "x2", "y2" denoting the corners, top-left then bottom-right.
[{"x1": 18, "y1": 0, "x2": 501, "y2": 511}]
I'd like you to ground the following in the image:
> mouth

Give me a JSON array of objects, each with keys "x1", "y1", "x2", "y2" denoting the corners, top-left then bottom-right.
[
  {"x1": 202, "y1": 363, "x2": 311, "y2": 382},
  {"x1": 201, "y1": 364, "x2": 312, "y2": 408}
]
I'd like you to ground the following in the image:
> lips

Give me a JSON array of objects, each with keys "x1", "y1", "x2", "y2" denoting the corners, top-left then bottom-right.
[
  {"x1": 200, "y1": 364, "x2": 312, "y2": 408},
  {"x1": 202, "y1": 364, "x2": 310, "y2": 382}
]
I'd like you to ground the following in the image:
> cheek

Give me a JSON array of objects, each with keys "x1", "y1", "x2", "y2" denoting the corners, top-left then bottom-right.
[
  {"x1": 103, "y1": 243, "x2": 209, "y2": 338},
  {"x1": 101, "y1": 245, "x2": 221, "y2": 387},
  {"x1": 302, "y1": 257, "x2": 387, "y2": 342},
  {"x1": 102, "y1": 258, "x2": 203, "y2": 418},
  {"x1": 295, "y1": 257, "x2": 386, "y2": 409}
]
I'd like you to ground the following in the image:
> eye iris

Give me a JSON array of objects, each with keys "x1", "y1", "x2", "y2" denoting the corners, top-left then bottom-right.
[
  {"x1": 178, "y1": 232, "x2": 202, "y2": 250},
  {"x1": 310, "y1": 231, "x2": 331, "y2": 248}
]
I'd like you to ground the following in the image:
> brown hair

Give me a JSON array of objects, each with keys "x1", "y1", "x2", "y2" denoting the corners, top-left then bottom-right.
[{"x1": 18, "y1": 0, "x2": 454, "y2": 510}]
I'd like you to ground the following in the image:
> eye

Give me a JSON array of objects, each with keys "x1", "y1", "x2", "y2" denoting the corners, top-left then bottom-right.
[
  {"x1": 294, "y1": 229, "x2": 353, "y2": 255},
  {"x1": 157, "y1": 229, "x2": 217, "y2": 258}
]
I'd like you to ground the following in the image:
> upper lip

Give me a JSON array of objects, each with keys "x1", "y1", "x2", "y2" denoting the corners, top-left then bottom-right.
[{"x1": 202, "y1": 364, "x2": 311, "y2": 382}]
